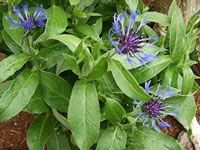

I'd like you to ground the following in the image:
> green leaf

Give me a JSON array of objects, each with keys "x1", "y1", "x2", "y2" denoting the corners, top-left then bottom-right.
[
  {"x1": 87, "y1": 53, "x2": 108, "y2": 80},
  {"x1": 166, "y1": 95, "x2": 196, "y2": 128},
  {"x1": 0, "y1": 53, "x2": 31, "y2": 83},
  {"x1": 47, "y1": 130, "x2": 71, "y2": 150},
  {"x1": 168, "y1": 0, "x2": 176, "y2": 18},
  {"x1": 69, "y1": 0, "x2": 80, "y2": 5},
  {"x1": 27, "y1": 113, "x2": 55, "y2": 150},
  {"x1": 105, "y1": 98, "x2": 126, "y2": 124},
  {"x1": 0, "y1": 80, "x2": 13, "y2": 97},
  {"x1": 181, "y1": 66, "x2": 195, "y2": 95},
  {"x1": 125, "y1": 0, "x2": 138, "y2": 10},
  {"x1": 96, "y1": 126, "x2": 127, "y2": 150},
  {"x1": 136, "y1": 12, "x2": 170, "y2": 26},
  {"x1": 128, "y1": 126, "x2": 182, "y2": 150},
  {"x1": 52, "y1": 109, "x2": 69, "y2": 129},
  {"x1": 109, "y1": 59, "x2": 151, "y2": 102},
  {"x1": 0, "y1": 69, "x2": 39, "y2": 121},
  {"x1": 169, "y1": 4, "x2": 185, "y2": 57},
  {"x1": 76, "y1": 0, "x2": 95, "y2": 11},
  {"x1": 37, "y1": 43, "x2": 70, "y2": 69},
  {"x1": 68, "y1": 80, "x2": 100, "y2": 150},
  {"x1": 35, "y1": 6, "x2": 68, "y2": 43},
  {"x1": 3, "y1": 13, "x2": 23, "y2": 46},
  {"x1": 130, "y1": 56, "x2": 173, "y2": 83},
  {"x1": 75, "y1": 24, "x2": 100, "y2": 41},
  {"x1": 40, "y1": 71, "x2": 72, "y2": 112},
  {"x1": 49, "y1": 34, "x2": 81, "y2": 52},
  {"x1": 23, "y1": 87, "x2": 49, "y2": 114},
  {"x1": 113, "y1": 46, "x2": 162, "y2": 70},
  {"x1": 2, "y1": 30, "x2": 21, "y2": 54},
  {"x1": 63, "y1": 54, "x2": 81, "y2": 75},
  {"x1": 94, "y1": 18, "x2": 103, "y2": 35}
]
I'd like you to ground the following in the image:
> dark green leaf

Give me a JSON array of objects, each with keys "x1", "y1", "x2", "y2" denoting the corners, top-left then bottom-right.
[
  {"x1": 47, "y1": 130, "x2": 71, "y2": 150},
  {"x1": 41, "y1": 71, "x2": 72, "y2": 112},
  {"x1": 105, "y1": 98, "x2": 126, "y2": 124},
  {"x1": 35, "y1": 6, "x2": 68, "y2": 43},
  {"x1": 109, "y1": 59, "x2": 151, "y2": 102},
  {"x1": 128, "y1": 126, "x2": 182, "y2": 150},
  {"x1": 96, "y1": 126, "x2": 127, "y2": 150},
  {"x1": 68, "y1": 80, "x2": 100, "y2": 150},
  {"x1": 27, "y1": 113, "x2": 55, "y2": 150},
  {"x1": 130, "y1": 56, "x2": 173, "y2": 83},
  {"x1": 0, "y1": 69, "x2": 39, "y2": 121},
  {"x1": 0, "y1": 53, "x2": 31, "y2": 83}
]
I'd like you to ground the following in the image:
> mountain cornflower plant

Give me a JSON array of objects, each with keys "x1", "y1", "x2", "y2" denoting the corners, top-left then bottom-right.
[
  {"x1": 6, "y1": 3, "x2": 47, "y2": 35},
  {"x1": 0, "y1": 0, "x2": 198, "y2": 149},
  {"x1": 109, "y1": 10, "x2": 158, "y2": 66},
  {"x1": 131, "y1": 81, "x2": 179, "y2": 132}
]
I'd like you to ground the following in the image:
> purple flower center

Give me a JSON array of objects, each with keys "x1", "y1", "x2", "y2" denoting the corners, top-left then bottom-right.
[
  {"x1": 119, "y1": 29, "x2": 143, "y2": 54},
  {"x1": 142, "y1": 99, "x2": 164, "y2": 118}
]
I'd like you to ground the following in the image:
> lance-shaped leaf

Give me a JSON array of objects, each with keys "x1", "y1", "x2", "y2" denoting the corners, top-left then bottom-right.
[
  {"x1": 169, "y1": 3, "x2": 185, "y2": 57},
  {"x1": 75, "y1": 24, "x2": 100, "y2": 41},
  {"x1": 181, "y1": 66, "x2": 195, "y2": 95},
  {"x1": 69, "y1": 0, "x2": 80, "y2": 5},
  {"x1": 63, "y1": 54, "x2": 81, "y2": 76},
  {"x1": 23, "y1": 87, "x2": 49, "y2": 114},
  {"x1": 166, "y1": 95, "x2": 196, "y2": 128},
  {"x1": 40, "y1": 71, "x2": 72, "y2": 112},
  {"x1": 35, "y1": 6, "x2": 68, "y2": 43},
  {"x1": 27, "y1": 113, "x2": 55, "y2": 150},
  {"x1": 128, "y1": 126, "x2": 182, "y2": 150},
  {"x1": 49, "y1": 34, "x2": 81, "y2": 52},
  {"x1": 0, "y1": 53, "x2": 31, "y2": 83},
  {"x1": 96, "y1": 126, "x2": 127, "y2": 150},
  {"x1": 68, "y1": 80, "x2": 100, "y2": 150},
  {"x1": 3, "y1": 14, "x2": 23, "y2": 46},
  {"x1": 109, "y1": 59, "x2": 151, "y2": 102},
  {"x1": 130, "y1": 56, "x2": 173, "y2": 83},
  {"x1": 105, "y1": 98, "x2": 126, "y2": 124},
  {"x1": 0, "y1": 69, "x2": 39, "y2": 121},
  {"x1": 47, "y1": 130, "x2": 71, "y2": 150},
  {"x1": 87, "y1": 53, "x2": 108, "y2": 80},
  {"x1": 2, "y1": 30, "x2": 22, "y2": 54}
]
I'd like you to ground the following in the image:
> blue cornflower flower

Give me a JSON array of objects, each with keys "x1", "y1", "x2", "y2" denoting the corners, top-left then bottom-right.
[
  {"x1": 109, "y1": 10, "x2": 158, "y2": 66},
  {"x1": 131, "y1": 81, "x2": 179, "y2": 132},
  {"x1": 5, "y1": 3, "x2": 47, "y2": 35}
]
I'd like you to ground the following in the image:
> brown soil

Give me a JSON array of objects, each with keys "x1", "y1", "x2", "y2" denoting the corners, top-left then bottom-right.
[{"x1": 0, "y1": 112, "x2": 34, "y2": 150}]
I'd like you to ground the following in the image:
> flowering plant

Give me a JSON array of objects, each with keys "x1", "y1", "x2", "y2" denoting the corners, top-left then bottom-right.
[{"x1": 0, "y1": 0, "x2": 199, "y2": 149}]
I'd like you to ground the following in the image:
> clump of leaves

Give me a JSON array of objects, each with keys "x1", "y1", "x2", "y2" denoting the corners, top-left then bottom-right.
[{"x1": 0, "y1": 0, "x2": 199, "y2": 150}]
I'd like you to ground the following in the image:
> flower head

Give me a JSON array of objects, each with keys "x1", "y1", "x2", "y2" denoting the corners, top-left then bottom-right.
[
  {"x1": 6, "y1": 3, "x2": 47, "y2": 35},
  {"x1": 131, "y1": 81, "x2": 179, "y2": 132},
  {"x1": 109, "y1": 10, "x2": 158, "y2": 67}
]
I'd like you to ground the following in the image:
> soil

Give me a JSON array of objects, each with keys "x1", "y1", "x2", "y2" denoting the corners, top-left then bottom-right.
[{"x1": 0, "y1": 112, "x2": 34, "y2": 150}]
